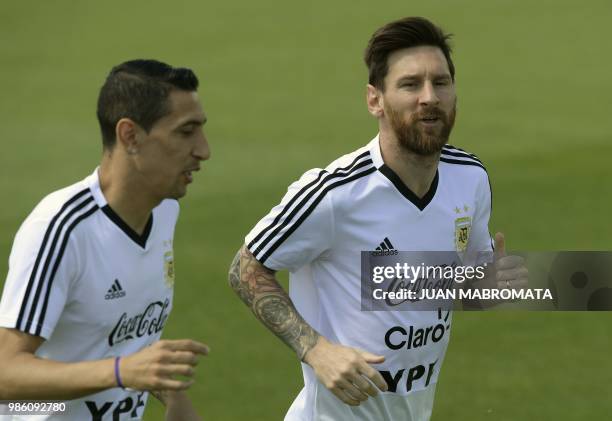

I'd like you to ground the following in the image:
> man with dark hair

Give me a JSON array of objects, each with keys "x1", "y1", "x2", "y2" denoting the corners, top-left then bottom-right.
[
  {"x1": 0, "y1": 59, "x2": 210, "y2": 420},
  {"x1": 229, "y1": 17, "x2": 524, "y2": 420}
]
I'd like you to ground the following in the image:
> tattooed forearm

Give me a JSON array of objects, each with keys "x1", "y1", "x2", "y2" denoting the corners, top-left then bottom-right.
[
  {"x1": 252, "y1": 294, "x2": 319, "y2": 360},
  {"x1": 228, "y1": 249, "x2": 254, "y2": 305},
  {"x1": 228, "y1": 245, "x2": 320, "y2": 360}
]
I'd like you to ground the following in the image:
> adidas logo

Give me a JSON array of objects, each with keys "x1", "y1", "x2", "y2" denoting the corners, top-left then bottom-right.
[
  {"x1": 372, "y1": 237, "x2": 398, "y2": 256},
  {"x1": 376, "y1": 237, "x2": 395, "y2": 251},
  {"x1": 105, "y1": 279, "x2": 126, "y2": 300}
]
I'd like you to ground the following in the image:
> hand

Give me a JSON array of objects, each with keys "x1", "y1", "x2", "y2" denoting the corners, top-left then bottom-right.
[
  {"x1": 303, "y1": 337, "x2": 388, "y2": 406},
  {"x1": 151, "y1": 390, "x2": 203, "y2": 421},
  {"x1": 120, "y1": 339, "x2": 209, "y2": 391},
  {"x1": 150, "y1": 389, "x2": 187, "y2": 406},
  {"x1": 494, "y1": 232, "x2": 528, "y2": 290}
]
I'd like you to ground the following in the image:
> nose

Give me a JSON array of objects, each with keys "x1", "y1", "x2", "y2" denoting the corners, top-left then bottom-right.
[
  {"x1": 193, "y1": 131, "x2": 211, "y2": 161},
  {"x1": 419, "y1": 80, "x2": 440, "y2": 107}
]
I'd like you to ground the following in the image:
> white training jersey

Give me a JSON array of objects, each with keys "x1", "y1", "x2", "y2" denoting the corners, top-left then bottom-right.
[
  {"x1": 245, "y1": 135, "x2": 493, "y2": 421},
  {"x1": 0, "y1": 169, "x2": 179, "y2": 421}
]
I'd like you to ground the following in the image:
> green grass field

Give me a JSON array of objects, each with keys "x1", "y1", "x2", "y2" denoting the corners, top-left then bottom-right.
[{"x1": 1, "y1": 1, "x2": 611, "y2": 419}]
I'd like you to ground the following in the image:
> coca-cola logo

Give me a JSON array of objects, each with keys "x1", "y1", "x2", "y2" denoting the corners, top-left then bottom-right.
[
  {"x1": 108, "y1": 299, "x2": 171, "y2": 346},
  {"x1": 385, "y1": 264, "x2": 456, "y2": 306}
]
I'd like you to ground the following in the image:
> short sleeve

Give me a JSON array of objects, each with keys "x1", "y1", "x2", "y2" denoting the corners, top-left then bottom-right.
[
  {"x1": 245, "y1": 168, "x2": 334, "y2": 272},
  {"x1": 467, "y1": 171, "x2": 494, "y2": 261},
  {"x1": 0, "y1": 212, "x2": 78, "y2": 340}
]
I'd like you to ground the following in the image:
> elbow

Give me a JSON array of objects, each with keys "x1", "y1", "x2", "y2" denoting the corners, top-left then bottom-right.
[
  {"x1": 0, "y1": 351, "x2": 34, "y2": 400},
  {"x1": 0, "y1": 370, "x2": 13, "y2": 400},
  {"x1": 0, "y1": 360, "x2": 8, "y2": 399},
  {"x1": 228, "y1": 247, "x2": 243, "y2": 290}
]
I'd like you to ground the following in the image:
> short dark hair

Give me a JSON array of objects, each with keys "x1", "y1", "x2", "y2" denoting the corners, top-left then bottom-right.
[
  {"x1": 364, "y1": 17, "x2": 455, "y2": 90},
  {"x1": 97, "y1": 59, "x2": 199, "y2": 150}
]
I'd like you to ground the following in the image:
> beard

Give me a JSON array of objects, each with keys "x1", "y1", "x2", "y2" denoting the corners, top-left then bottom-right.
[{"x1": 385, "y1": 102, "x2": 456, "y2": 156}]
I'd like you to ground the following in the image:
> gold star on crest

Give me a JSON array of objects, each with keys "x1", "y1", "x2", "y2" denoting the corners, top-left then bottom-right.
[
  {"x1": 454, "y1": 207, "x2": 461, "y2": 214},
  {"x1": 463, "y1": 204, "x2": 469, "y2": 212}
]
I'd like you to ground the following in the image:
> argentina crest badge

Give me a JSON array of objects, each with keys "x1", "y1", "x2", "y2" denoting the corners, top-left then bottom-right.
[
  {"x1": 454, "y1": 216, "x2": 471, "y2": 252},
  {"x1": 164, "y1": 250, "x2": 175, "y2": 288}
]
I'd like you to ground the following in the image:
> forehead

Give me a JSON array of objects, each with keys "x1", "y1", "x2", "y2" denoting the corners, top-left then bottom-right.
[
  {"x1": 159, "y1": 90, "x2": 205, "y2": 126},
  {"x1": 385, "y1": 45, "x2": 451, "y2": 81}
]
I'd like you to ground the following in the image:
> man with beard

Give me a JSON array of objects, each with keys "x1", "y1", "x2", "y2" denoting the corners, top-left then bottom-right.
[{"x1": 229, "y1": 17, "x2": 513, "y2": 420}]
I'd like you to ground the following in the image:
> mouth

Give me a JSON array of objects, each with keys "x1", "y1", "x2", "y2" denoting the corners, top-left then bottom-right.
[
  {"x1": 183, "y1": 167, "x2": 200, "y2": 184},
  {"x1": 420, "y1": 115, "x2": 441, "y2": 123},
  {"x1": 418, "y1": 115, "x2": 443, "y2": 127}
]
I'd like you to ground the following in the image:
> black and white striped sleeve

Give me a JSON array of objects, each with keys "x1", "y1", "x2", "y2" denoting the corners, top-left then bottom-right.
[
  {"x1": 0, "y1": 190, "x2": 96, "y2": 339},
  {"x1": 245, "y1": 168, "x2": 335, "y2": 272}
]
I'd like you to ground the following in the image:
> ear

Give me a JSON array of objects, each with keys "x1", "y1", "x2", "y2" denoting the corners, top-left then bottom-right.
[
  {"x1": 366, "y1": 84, "x2": 384, "y2": 118},
  {"x1": 115, "y1": 118, "x2": 140, "y2": 155}
]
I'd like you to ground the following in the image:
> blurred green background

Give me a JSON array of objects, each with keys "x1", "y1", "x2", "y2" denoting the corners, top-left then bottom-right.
[{"x1": 1, "y1": 0, "x2": 611, "y2": 419}]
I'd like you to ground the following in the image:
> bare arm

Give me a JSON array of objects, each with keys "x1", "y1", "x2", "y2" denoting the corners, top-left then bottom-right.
[
  {"x1": 0, "y1": 328, "x2": 207, "y2": 400},
  {"x1": 228, "y1": 245, "x2": 388, "y2": 405},
  {"x1": 228, "y1": 245, "x2": 319, "y2": 359},
  {"x1": 152, "y1": 390, "x2": 202, "y2": 421},
  {"x1": 0, "y1": 328, "x2": 115, "y2": 400}
]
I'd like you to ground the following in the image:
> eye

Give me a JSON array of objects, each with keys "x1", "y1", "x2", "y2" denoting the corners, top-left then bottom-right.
[
  {"x1": 179, "y1": 126, "x2": 195, "y2": 136},
  {"x1": 400, "y1": 81, "x2": 418, "y2": 89}
]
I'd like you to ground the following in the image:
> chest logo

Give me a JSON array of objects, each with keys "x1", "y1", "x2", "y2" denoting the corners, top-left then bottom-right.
[
  {"x1": 164, "y1": 250, "x2": 175, "y2": 288},
  {"x1": 454, "y1": 216, "x2": 471, "y2": 252},
  {"x1": 108, "y1": 299, "x2": 171, "y2": 346},
  {"x1": 372, "y1": 237, "x2": 398, "y2": 256},
  {"x1": 454, "y1": 204, "x2": 472, "y2": 252},
  {"x1": 105, "y1": 279, "x2": 126, "y2": 300}
]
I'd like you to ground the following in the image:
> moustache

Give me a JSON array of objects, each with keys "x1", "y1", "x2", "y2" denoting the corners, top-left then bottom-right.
[{"x1": 415, "y1": 108, "x2": 447, "y2": 121}]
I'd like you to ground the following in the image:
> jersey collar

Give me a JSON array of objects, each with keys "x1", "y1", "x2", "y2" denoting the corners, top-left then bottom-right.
[
  {"x1": 369, "y1": 134, "x2": 439, "y2": 211},
  {"x1": 86, "y1": 168, "x2": 153, "y2": 249}
]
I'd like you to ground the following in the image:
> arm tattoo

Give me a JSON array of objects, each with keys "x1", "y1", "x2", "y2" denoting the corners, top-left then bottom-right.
[{"x1": 228, "y1": 246, "x2": 320, "y2": 360}]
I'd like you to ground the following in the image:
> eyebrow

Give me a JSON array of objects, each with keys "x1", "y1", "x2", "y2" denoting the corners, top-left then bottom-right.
[
  {"x1": 177, "y1": 117, "x2": 207, "y2": 128},
  {"x1": 397, "y1": 73, "x2": 451, "y2": 82}
]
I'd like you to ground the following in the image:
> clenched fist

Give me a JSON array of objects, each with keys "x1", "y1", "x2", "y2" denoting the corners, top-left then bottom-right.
[{"x1": 119, "y1": 339, "x2": 209, "y2": 391}]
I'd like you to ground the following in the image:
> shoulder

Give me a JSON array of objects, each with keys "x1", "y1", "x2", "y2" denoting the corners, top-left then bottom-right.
[
  {"x1": 440, "y1": 145, "x2": 487, "y2": 171},
  {"x1": 157, "y1": 199, "x2": 180, "y2": 218},
  {"x1": 324, "y1": 143, "x2": 373, "y2": 173},
  {"x1": 23, "y1": 180, "x2": 99, "y2": 236},
  {"x1": 439, "y1": 145, "x2": 489, "y2": 181},
  {"x1": 293, "y1": 144, "x2": 376, "y2": 192},
  {"x1": 150, "y1": 199, "x2": 180, "y2": 232},
  {"x1": 439, "y1": 146, "x2": 492, "y2": 206},
  {"x1": 8, "y1": 179, "x2": 99, "y2": 278}
]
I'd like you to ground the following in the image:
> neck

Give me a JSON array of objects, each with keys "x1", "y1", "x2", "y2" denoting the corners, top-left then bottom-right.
[
  {"x1": 98, "y1": 153, "x2": 160, "y2": 235},
  {"x1": 378, "y1": 127, "x2": 440, "y2": 198}
]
